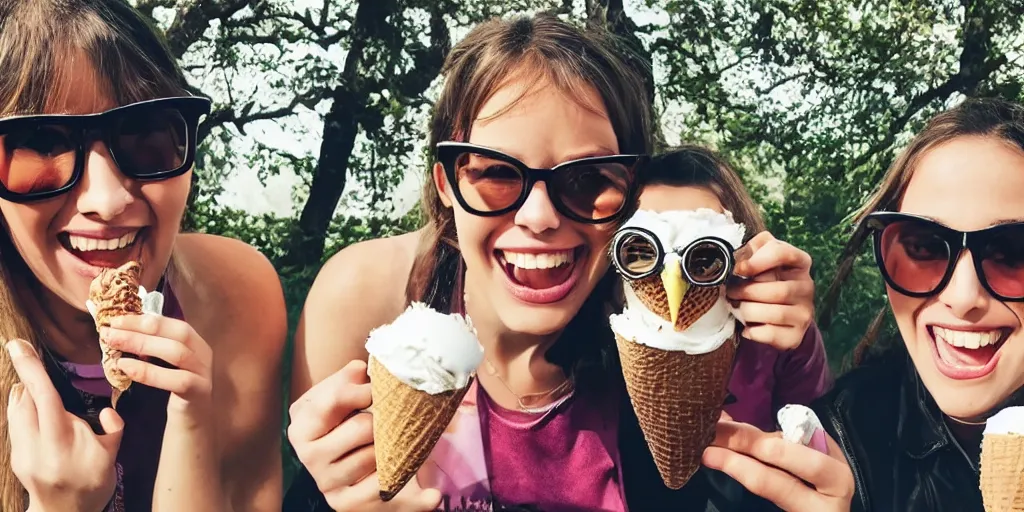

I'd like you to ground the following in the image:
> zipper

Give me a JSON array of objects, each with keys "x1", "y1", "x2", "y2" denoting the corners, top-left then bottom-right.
[{"x1": 828, "y1": 397, "x2": 871, "y2": 511}]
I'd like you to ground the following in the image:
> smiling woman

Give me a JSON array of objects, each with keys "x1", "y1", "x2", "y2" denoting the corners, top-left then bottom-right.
[
  {"x1": 811, "y1": 97, "x2": 1024, "y2": 512},
  {"x1": 0, "y1": 1, "x2": 286, "y2": 511}
]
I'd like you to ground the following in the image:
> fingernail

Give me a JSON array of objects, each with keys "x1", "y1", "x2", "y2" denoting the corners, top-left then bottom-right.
[
  {"x1": 809, "y1": 428, "x2": 828, "y2": 454},
  {"x1": 5, "y1": 339, "x2": 34, "y2": 359}
]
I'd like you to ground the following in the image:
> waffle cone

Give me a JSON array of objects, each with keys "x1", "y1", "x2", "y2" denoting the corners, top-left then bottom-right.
[
  {"x1": 616, "y1": 331, "x2": 738, "y2": 489},
  {"x1": 981, "y1": 433, "x2": 1024, "y2": 511},
  {"x1": 368, "y1": 356, "x2": 471, "y2": 501},
  {"x1": 89, "y1": 262, "x2": 143, "y2": 406},
  {"x1": 629, "y1": 276, "x2": 719, "y2": 331}
]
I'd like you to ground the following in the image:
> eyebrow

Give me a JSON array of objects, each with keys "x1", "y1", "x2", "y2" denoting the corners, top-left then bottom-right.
[{"x1": 561, "y1": 146, "x2": 619, "y2": 162}]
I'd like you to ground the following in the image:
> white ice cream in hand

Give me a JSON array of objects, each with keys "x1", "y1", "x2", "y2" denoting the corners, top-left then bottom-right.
[
  {"x1": 778, "y1": 404, "x2": 824, "y2": 446},
  {"x1": 365, "y1": 302, "x2": 484, "y2": 395},
  {"x1": 986, "y1": 407, "x2": 1024, "y2": 436},
  {"x1": 609, "y1": 208, "x2": 746, "y2": 355}
]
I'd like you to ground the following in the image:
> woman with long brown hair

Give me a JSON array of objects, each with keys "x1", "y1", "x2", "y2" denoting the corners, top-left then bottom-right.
[
  {"x1": 0, "y1": 1, "x2": 285, "y2": 510},
  {"x1": 286, "y1": 12, "x2": 824, "y2": 511},
  {"x1": 808, "y1": 97, "x2": 1024, "y2": 511}
]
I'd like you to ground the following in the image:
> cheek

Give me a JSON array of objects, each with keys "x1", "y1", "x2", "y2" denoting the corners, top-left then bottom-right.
[
  {"x1": 887, "y1": 287, "x2": 924, "y2": 338},
  {"x1": 0, "y1": 201, "x2": 61, "y2": 257},
  {"x1": 142, "y1": 176, "x2": 190, "y2": 227}
]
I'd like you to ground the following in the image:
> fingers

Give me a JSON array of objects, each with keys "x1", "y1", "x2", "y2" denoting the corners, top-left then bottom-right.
[
  {"x1": 708, "y1": 420, "x2": 852, "y2": 497},
  {"x1": 289, "y1": 360, "x2": 372, "y2": 443},
  {"x1": 740, "y1": 324, "x2": 806, "y2": 351},
  {"x1": 314, "y1": 445, "x2": 377, "y2": 494},
  {"x1": 117, "y1": 358, "x2": 210, "y2": 399},
  {"x1": 328, "y1": 473, "x2": 440, "y2": 512},
  {"x1": 96, "y1": 408, "x2": 125, "y2": 454},
  {"x1": 102, "y1": 327, "x2": 204, "y2": 375},
  {"x1": 108, "y1": 315, "x2": 209, "y2": 360},
  {"x1": 296, "y1": 411, "x2": 375, "y2": 478},
  {"x1": 727, "y1": 279, "x2": 814, "y2": 306},
  {"x1": 7, "y1": 382, "x2": 37, "y2": 447},
  {"x1": 704, "y1": 446, "x2": 817, "y2": 511},
  {"x1": 733, "y1": 301, "x2": 812, "y2": 329},
  {"x1": 6, "y1": 339, "x2": 69, "y2": 440},
  {"x1": 735, "y1": 232, "x2": 812, "y2": 278}
]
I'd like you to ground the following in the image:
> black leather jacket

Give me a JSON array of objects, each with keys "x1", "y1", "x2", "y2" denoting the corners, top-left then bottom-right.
[{"x1": 811, "y1": 349, "x2": 983, "y2": 512}]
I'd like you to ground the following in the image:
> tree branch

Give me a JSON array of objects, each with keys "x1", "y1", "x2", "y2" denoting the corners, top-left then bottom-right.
[{"x1": 164, "y1": 0, "x2": 255, "y2": 58}]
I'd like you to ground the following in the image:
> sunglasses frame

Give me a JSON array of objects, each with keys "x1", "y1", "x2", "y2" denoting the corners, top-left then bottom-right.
[
  {"x1": 436, "y1": 141, "x2": 645, "y2": 224},
  {"x1": 0, "y1": 96, "x2": 212, "y2": 203},
  {"x1": 610, "y1": 225, "x2": 736, "y2": 286},
  {"x1": 863, "y1": 211, "x2": 1024, "y2": 302}
]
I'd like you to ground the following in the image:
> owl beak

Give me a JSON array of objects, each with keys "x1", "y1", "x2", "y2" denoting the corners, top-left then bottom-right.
[{"x1": 660, "y1": 253, "x2": 688, "y2": 325}]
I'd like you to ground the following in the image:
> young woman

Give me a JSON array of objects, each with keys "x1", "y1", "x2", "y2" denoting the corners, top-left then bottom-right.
[
  {"x1": 807, "y1": 98, "x2": 1024, "y2": 511},
  {"x1": 286, "y1": 13, "x2": 819, "y2": 511},
  {"x1": 639, "y1": 147, "x2": 832, "y2": 432},
  {"x1": 0, "y1": 2, "x2": 286, "y2": 511}
]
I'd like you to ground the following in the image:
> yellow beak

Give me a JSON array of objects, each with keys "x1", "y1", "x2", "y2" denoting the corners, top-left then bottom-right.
[{"x1": 660, "y1": 254, "x2": 688, "y2": 325}]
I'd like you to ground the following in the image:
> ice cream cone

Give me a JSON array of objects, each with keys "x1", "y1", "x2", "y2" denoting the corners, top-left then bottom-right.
[
  {"x1": 87, "y1": 261, "x2": 143, "y2": 407},
  {"x1": 368, "y1": 356, "x2": 473, "y2": 501},
  {"x1": 628, "y1": 276, "x2": 719, "y2": 332},
  {"x1": 981, "y1": 433, "x2": 1024, "y2": 511},
  {"x1": 616, "y1": 328, "x2": 738, "y2": 489}
]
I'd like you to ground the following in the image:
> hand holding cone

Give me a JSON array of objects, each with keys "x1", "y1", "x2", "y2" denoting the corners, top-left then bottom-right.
[
  {"x1": 364, "y1": 302, "x2": 484, "y2": 501},
  {"x1": 85, "y1": 261, "x2": 144, "y2": 408}
]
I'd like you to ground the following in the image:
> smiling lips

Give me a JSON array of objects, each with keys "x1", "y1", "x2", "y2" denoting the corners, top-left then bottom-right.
[
  {"x1": 931, "y1": 325, "x2": 1008, "y2": 380},
  {"x1": 60, "y1": 229, "x2": 143, "y2": 269},
  {"x1": 496, "y1": 247, "x2": 583, "y2": 304}
]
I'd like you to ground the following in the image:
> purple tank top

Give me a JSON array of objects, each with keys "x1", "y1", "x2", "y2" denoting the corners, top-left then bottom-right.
[
  {"x1": 422, "y1": 275, "x2": 627, "y2": 511},
  {"x1": 46, "y1": 281, "x2": 183, "y2": 512}
]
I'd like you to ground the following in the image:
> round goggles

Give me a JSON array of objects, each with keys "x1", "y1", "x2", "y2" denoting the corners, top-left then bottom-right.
[{"x1": 610, "y1": 226, "x2": 736, "y2": 286}]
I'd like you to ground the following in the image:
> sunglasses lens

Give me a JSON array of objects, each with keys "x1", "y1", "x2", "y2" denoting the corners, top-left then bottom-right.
[
  {"x1": 454, "y1": 152, "x2": 525, "y2": 212},
  {"x1": 978, "y1": 226, "x2": 1024, "y2": 299},
  {"x1": 553, "y1": 162, "x2": 632, "y2": 221},
  {"x1": 0, "y1": 124, "x2": 76, "y2": 196},
  {"x1": 878, "y1": 220, "x2": 951, "y2": 294},
  {"x1": 114, "y1": 107, "x2": 188, "y2": 176},
  {"x1": 615, "y1": 231, "x2": 660, "y2": 277},
  {"x1": 685, "y1": 240, "x2": 730, "y2": 285}
]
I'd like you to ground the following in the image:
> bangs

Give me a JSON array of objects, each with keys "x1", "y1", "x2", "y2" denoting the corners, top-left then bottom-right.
[{"x1": 0, "y1": 3, "x2": 187, "y2": 116}]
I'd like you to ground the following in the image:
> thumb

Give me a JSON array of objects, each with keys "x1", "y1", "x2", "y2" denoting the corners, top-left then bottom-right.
[
  {"x1": 97, "y1": 407, "x2": 125, "y2": 453},
  {"x1": 411, "y1": 487, "x2": 442, "y2": 510}
]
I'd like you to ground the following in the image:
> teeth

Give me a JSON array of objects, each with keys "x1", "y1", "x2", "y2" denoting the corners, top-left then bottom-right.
[
  {"x1": 67, "y1": 232, "x2": 137, "y2": 252},
  {"x1": 933, "y1": 326, "x2": 1001, "y2": 349},
  {"x1": 501, "y1": 250, "x2": 574, "y2": 269}
]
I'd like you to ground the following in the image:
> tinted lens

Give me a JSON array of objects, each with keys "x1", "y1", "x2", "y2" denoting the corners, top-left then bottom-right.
[
  {"x1": 615, "y1": 230, "x2": 660, "y2": 277},
  {"x1": 454, "y1": 152, "x2": 525, "y2": 212},
  {"x1": 685, "y1": 239, "x2": 730, "y2": 285},
  {"x1": 878, "y1": 220, "x2": 951, "y2": 294},
  {"x1": 978, "y1": 225, "x2": 1024, "y2": 299},
  {"x1": 113, "y1": 107, "x2": 188, "y2": 176},
  {"x1": 0, "y1": 124, "x2": 76, "y2": 196},
  {"x1": 553, "y1": 162, "x2": 631, "y2": 221}
]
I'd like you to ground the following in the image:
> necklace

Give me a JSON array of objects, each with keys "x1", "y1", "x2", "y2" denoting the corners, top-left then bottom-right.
[
  {"x1": 463, "y1": 290, "x2": 575, "y2": 413},
  {"x1": 483, "y1": 358, "x2": 575, "y2": 413}
]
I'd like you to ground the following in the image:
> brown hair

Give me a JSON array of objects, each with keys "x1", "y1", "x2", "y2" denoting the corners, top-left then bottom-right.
[
  {"x1": 848, "y1": 97, "x2": 1024, "y2": 366},
  {"x1": 405, "y1": 12, "x2": 654, "y2": 312},
  {"x1": 642, "y1": 145, "x2": 769, "y2": 241},
  {"x1": 0, "y1": 1, "x2": 189, "y2": 508}
]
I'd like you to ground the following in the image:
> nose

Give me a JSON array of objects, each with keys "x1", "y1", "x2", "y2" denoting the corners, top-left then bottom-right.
[
  {"x1": 937, "y1": 250, "x2": 990, "y2": 318},
  {"x1": 513, "y1": 182, "x2": 560, "y2": 234},
  {"x1": 74, "y1": 141, "x2": 134, "y2": 221}
]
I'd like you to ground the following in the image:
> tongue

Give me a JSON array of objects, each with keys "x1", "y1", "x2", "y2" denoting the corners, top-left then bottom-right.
[
  {"x1": 511, "y1": 263, "x2": 574, "y2": 289},
  {"x1": 936, "y1": 336, "x2": 1000, "y2": 368},
  {"x1": 69, "y1": 247, "x2": 134, "y2": 268}
]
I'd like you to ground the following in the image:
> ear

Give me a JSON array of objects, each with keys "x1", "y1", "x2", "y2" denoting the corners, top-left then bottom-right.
[{"x1": 433, "y1": 162, "x2": 453, "y2": 208}]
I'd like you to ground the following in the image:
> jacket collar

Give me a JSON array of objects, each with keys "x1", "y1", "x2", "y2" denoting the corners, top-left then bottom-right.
[{"x1": 895, "y1": 353, "x2": 979, "y2": 471}]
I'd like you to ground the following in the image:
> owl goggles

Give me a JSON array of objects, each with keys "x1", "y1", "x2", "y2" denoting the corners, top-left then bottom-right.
[{"x1": 610, "y1": 226, "x2": 739, "y2": 286}]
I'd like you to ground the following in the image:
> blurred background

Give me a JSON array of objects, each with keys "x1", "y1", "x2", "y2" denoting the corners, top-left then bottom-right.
[{"x1": 131, "y1": 0, "x2": 1023, "y2": 377}]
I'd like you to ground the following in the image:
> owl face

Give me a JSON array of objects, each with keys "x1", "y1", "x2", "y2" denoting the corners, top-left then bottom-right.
[{"x1": 610, "y1": 209, "x2": 746, "y2": 328}]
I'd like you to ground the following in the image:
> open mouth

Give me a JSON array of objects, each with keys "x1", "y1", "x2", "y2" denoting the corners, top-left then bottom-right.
[
  {"x1": 929, "y1": 325, "x2": 1009, "y2": 380},
  {"x1": 58, "y1": 228, "x2": 146, "y2": 269},
  {"x1": 494, "y1": 246, "x2": 585, "y2": 304}
]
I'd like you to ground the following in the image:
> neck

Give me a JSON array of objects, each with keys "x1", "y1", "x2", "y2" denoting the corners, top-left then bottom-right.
[
  {"x1": 464, "y1": 284, "x2": 570, "y2": 410},
  {"x1": 944, "y1": 415, "x2": 985, "y2": 463},
  {"x1": 18, "y1": 277, "x2": 101, "y2": 364}
]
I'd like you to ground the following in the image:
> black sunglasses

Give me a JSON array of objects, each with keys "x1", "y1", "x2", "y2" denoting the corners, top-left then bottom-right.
[
  {"x1": 436, "y1": 142, "x2": 645, "y2": 224},
  {"x1": 610, "y1": 225, "x2": 737, "y2": 286},
  {"x1": 863, "y1": 212, "x2": 1024, "y2": 302},
  {"x1": 0, "y1": 96, "x2": 211, "y2": 203}
]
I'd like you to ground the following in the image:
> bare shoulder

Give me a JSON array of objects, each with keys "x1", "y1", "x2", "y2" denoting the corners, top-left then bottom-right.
[{"x1": 289, "y1": 229, "x2": 421, "y2": 401}]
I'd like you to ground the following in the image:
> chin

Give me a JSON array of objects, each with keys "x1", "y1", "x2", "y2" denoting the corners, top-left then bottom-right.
[{"x1": 496, "y1": 305, "x2": 578, "y2": 336}]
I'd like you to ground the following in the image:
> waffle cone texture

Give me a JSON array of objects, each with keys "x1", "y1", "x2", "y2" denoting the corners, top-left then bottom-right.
[
  {"x1": 620, "y1": 277, "x2": 737, "y2": 488},
  {"x1": 368, "y1": 356, "x2": 472, "y2": 501},
  {"x1": 981, "y1": 433, "x2": 1024, "y2": 511},
  {"x1": 89, "y1": 261, "x2": 143, "y2": 401}
]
